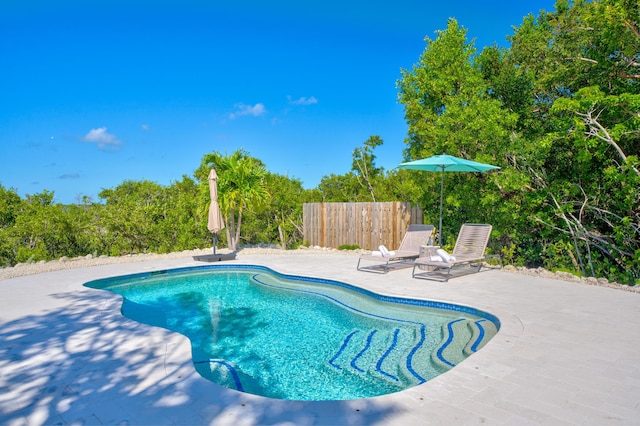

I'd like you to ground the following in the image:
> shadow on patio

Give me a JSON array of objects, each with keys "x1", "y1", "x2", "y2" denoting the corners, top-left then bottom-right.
[{"x1": 0, "y1": 289, "x2": 405, "y2": 425}]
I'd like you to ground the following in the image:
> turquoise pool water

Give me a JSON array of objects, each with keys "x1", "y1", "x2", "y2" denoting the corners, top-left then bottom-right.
[{"x1": 85, "y1": 265, "x2": 500, "y2": 401}]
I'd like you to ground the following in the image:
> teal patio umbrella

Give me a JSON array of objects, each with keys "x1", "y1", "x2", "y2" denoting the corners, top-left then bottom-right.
[{"x1": 398, "y1": 154, "x2": 500, "y2": 245}]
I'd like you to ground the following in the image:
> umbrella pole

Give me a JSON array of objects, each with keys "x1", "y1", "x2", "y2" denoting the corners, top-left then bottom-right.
[
  {"x1": 212, "y1": 233, "x2": 217, "y2": 255},
  {"x1": 438, "y1": 167, "x2": 444, "y2": 246}
]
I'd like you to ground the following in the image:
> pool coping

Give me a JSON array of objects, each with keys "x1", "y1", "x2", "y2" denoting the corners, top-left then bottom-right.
[{"x1": 1, "y1": 253, "x2": 639, "y2": 425}]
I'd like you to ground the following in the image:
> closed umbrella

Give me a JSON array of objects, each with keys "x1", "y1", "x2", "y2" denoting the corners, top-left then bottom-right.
[
  {"x1": 207, "y1": 169, "x2": 225, "y2": 254},
  {"x1": 398, "y1": 154, "x2": 500, "y2": 245}
]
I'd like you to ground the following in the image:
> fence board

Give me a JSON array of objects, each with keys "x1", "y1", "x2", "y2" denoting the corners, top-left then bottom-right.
[{"x1": 303, "y1": 202, "x2": 424, "y2": 250}]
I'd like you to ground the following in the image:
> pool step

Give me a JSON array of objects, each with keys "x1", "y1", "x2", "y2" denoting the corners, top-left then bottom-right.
[
  {"x1": 464, "y1": 319, "x2": 498, "y2": 355},
  {"x1": 194, "y1": 358, "x2": 249, "y2": 392},
  {"x1": 328, "y1": 327, "x2": 430, "y2": 385},
  {"x1": 431, "y1": 318, "x2": 498, "y2": 370}
]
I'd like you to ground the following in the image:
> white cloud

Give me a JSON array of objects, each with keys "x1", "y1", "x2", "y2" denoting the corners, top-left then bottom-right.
[
  {"x1": 82, "y1": 127, "x2": 121, "y2": 150},
  {"x1": 141, "y1": 124, "x2": 150, "y2": 131},
  {"x1": 229, "y1": 103, "x2": 266, "y2": 119},
  {"x1": 289, "y1": 96, "x2": 318, "y2": 106}
]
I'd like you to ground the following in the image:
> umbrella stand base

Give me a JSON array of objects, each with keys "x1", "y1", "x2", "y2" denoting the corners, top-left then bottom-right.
[{"x1": 192, "y1": 253, "x2": 237, "y2": 262}]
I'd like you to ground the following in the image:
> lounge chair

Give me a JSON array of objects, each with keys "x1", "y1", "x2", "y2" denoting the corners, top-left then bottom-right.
[
  {"x1": 357, "y1": 224, "x2": 435, "y2": 274},
  {"x1": 412, "y1": 223, "x2": 492, "y2": 282}
]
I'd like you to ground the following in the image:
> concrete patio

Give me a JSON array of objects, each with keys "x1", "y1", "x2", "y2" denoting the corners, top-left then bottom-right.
[{"x1": 1, "y1": 252, "x2": 639, "y2": 425}]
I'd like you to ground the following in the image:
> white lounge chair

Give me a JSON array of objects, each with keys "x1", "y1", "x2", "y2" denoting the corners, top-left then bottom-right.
[
  {"x1": 357, "y1": 224, "x2": 435, "y2": 274},
  {"x1": 412, "y1": 223, "x2": 492, "y2": 282}
]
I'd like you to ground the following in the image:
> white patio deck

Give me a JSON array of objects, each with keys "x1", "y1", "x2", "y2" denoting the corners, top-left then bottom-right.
[{"x1": 1, "y1": 252, "x2": 639, "y2": 425}]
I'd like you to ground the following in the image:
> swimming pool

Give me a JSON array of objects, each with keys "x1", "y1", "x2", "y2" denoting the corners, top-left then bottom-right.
[{"x1": 85, "y1": 265, "x2": 500, "y2": 401}]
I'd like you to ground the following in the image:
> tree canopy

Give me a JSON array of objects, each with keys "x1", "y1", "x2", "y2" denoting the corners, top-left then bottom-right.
[{"x1": 396, "y1": 0, "x2": 639, "y2": 283}]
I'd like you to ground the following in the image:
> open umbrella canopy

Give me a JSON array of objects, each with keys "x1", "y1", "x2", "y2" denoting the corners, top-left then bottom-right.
[
  {"x1": 398, "y1": 154, "x2": 500, "y2": 173},
  {"x1": 398, "y1": 154, "x2": 500, "y2": 245},
  {"x1": 207, "y1": 169, "x2": 225, "y2": 253}
]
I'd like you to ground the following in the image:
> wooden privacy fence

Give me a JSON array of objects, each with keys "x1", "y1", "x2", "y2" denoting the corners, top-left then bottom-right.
[{"x1": 303, "y1": 202, "x2": 424, "y2": 250}]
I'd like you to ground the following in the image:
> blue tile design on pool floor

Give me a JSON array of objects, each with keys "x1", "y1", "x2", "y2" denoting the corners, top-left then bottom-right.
[{"x1": 375, "y1": 329, "x2": 400, "y2": 382}]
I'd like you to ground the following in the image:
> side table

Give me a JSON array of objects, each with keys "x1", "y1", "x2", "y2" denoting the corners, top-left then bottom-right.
[{"x1": 417, "y1": 245, "x2": 440, "y2": 271}]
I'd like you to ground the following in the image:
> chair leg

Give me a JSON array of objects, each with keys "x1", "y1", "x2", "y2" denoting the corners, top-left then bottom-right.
[
  {"x1": 357, "y1": 257, "x2": 390, "y2": 274},
  {"x1": 444, "y1": 267, "x2": 451, "y2": 282}
]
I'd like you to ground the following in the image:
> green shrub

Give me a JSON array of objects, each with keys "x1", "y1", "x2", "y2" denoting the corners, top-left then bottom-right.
[{"x1": 338, "y1": 244, "x2": 360, "y2": 250}]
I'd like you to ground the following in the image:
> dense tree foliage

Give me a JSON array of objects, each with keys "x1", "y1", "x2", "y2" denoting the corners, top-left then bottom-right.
[
  {"x1": 0, "y1": 177, "x2": 210, "y2": 267},
  {"x1": 244, "y1": 172, "x2": 307, "y2": 249},
  {"x1": 315, "y1": 135, "x2": 419, "y2": 204},
  {"x1": 397, "y1": 0, "x2": 639, "y2": 283},
  {"x1": 1, "y1": 0, "x2": 637, "y2": 284},
  {"x1": 397, "y1": 18, "x2": 525, "y2": 254},
  {"x1": 507, "y1": 0, "x2": 639, "y2": 282},
  {"x1": 97, "y1": 177, "x2": 204, "y2": 255}
]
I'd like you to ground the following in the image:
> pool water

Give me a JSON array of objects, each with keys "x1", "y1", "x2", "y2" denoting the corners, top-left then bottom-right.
[{"x1": 85, "y1": 265, "x2": 499, "y2": 401}]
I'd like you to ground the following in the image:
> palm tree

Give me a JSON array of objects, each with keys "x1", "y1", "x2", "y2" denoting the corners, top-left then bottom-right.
[{"x1": 200, "y1": 150, "x2": 270, "y2": 250}]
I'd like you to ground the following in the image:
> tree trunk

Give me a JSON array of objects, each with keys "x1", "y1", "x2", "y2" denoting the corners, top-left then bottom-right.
[
  {"x1": 234, "y1": 208, "x2": 243, "y2": 250},
  {"x1": 278, "y1": 223, "x2": 286, "y2": 250},
  {"x1": 225, "y1": 209, "x2": 237, "y2": 250}
]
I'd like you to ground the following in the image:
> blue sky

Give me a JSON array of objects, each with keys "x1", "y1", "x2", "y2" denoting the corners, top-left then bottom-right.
[{"x1": 1, "y1": 0, "x2": 556, "y2": 204}]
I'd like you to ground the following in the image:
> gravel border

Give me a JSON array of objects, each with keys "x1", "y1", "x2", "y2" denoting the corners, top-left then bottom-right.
[{"x1": 1, "y1": 245, "x2": 638, "y2": 293}]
